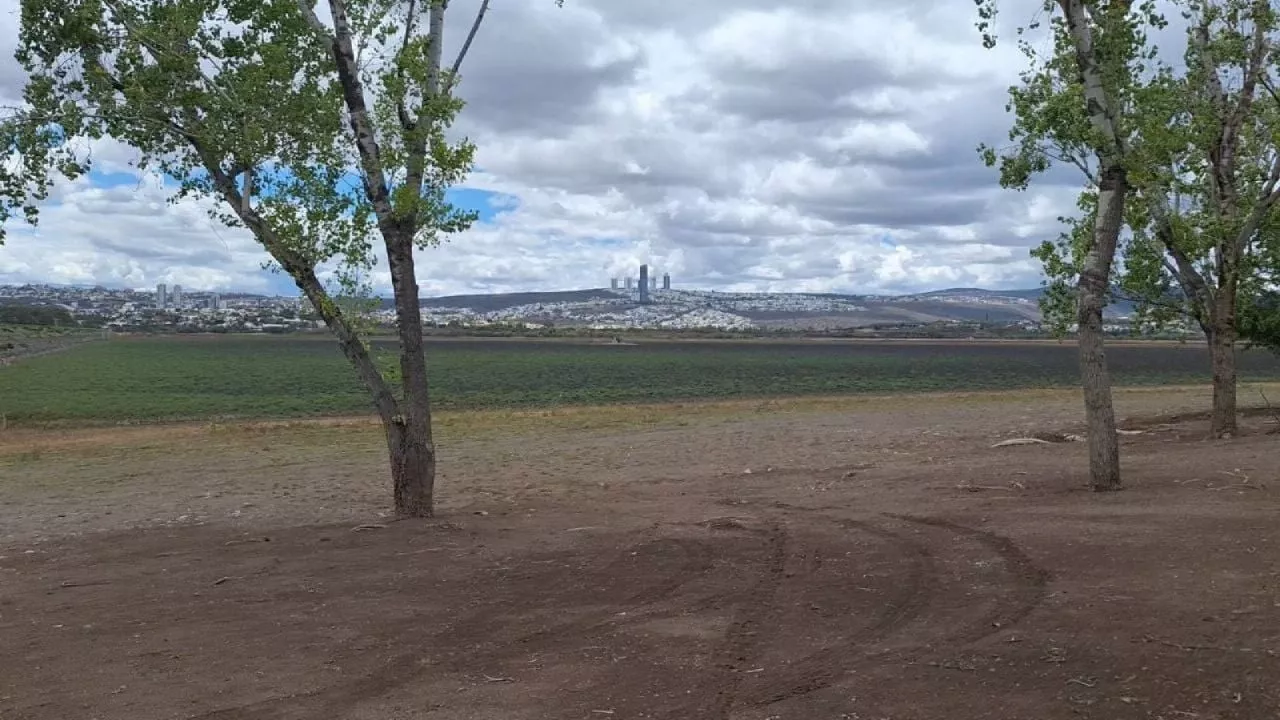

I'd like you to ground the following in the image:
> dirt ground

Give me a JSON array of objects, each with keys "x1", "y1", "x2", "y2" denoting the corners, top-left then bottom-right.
[{"x1": 2, "y1": 385, "x2": 1279, "y2": 720}]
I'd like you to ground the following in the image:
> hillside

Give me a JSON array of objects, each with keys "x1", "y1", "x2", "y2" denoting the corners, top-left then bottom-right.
[{"x1": 400, "y1": 286, "x2": 1137, "y2": 331}]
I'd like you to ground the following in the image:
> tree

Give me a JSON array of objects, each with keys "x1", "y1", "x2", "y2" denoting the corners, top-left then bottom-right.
[
  {"x1": 1240, "y1": 288, "x2": 1280, "y2": 352},
  {"x1": 1119, "y1": 0, "x2": 1280, "y2": 438},
  {"x1": 0, "y1": 0, "x2": 516, "y2": 517},
  {"x1": 977, "y1": 0, "x2": 1167, "y2": 490}
]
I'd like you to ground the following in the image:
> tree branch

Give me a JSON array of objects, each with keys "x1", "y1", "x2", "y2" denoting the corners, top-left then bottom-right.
[
  {"x1": 425, "y1": 0, "x2": 446, "y2": 95},
  {"x1": 295, "y1": 0, "x2": 333, "y2": 39},
  {"x1": 1058, "y1": 0, "x2": 1128, "y2": 160},
  {"x1": 1191, "y1": 14, "x2": 1230, "y2": 210},
  {"x1": 1148, "y1": 195, "x2": 1217, "y2": 323},
  {"x1": 178, "y1": 123, "x2": 401, "y2": 425},
  {"x1": 1229, "y1": 0, "x2": 1271, "y2": 133},
  {"x1": 395, "y1": 0, "x2": 419, "y2": 130},
  {"x1": 326, "y1": 0, "x2": 396, "y2": 229},
  {"x1": 449, "y1": 0, "x2": 490, "y2": 82}
]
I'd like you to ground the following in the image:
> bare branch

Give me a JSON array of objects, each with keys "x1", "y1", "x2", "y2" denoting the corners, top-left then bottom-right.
[{"x1": 449, "y1": 0, "x2": 490, "y2": 82}]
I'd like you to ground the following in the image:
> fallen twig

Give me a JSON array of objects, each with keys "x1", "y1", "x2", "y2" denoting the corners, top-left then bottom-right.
[
  {"x1": 352, "y1": 523, "x2": 388, "y2": 532},
  {"x1": 212, "y1": 576, "x2": 234, "y2": 586},
  {"x1": 1067, "y1": 676, "x2": 1097, "y2": 688},
  {"x1": 1208, "y1": 482, "x2": 1265, "y2": 491},
  {"x1": 58, "y1": 579, "x2": 110, "y2": 589},
  {"x1": 223, "y1": 536, "x2": 270, "y2": 546},
  {"x1": 991, "y1": 437, "x2": 1052, "y2": 448},
  {"x1": 482, "y1": 674, "x2": 513, "y2": 683}
]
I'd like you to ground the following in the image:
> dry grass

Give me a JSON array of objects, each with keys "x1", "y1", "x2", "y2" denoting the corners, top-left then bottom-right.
[
  {"x1": 5, "y1": 382, "x2": 1278, "y2": 460},
  {"x1": 2, "y1": 380, "x2": 1278, "y2": 546}
]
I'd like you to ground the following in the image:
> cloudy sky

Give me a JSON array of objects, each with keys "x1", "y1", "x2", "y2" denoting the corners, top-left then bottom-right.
[{"x1": 0, "y1": 0, "x2": 1090, "y2": 297}]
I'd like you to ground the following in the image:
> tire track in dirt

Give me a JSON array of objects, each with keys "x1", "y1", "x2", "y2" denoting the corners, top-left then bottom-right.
[
  {"x1": 700, "y1": 521, "x2": 790, "y2": 719},
  {"x1": 887, "y1": 513, "x2": 1050, "y2": 644},
  {"x1": 728, "y1": 517, "x2": 938, "y2": 710},
  {"x1": 189, "y1": 533, "x2": 727, "y2": 720},
  {"x1": 189, "y1": 513, "x2": 1050, "y2": 720},
  {"x1": 726, "y1": 512, "x2": 1049, "y2": 713}
]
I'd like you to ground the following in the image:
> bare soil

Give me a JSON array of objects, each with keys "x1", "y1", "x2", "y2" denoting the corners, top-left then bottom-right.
[{"x1": 1, "y1": 386, "x2": 1279, "y2": 720}]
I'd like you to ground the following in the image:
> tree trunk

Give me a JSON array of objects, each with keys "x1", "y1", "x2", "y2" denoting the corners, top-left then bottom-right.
[
  {"x1": 386, "y1": 417, "x2": 435, "y2": 516},
  {"x1": 1078, "y1": 165, "x2": 1126, "y2": 491},
  {"x1": 386, "y1": 229, "x2": 437, "y2": 518},
  {"x1": 1208, "y1": 324, "x2": 1238, "y2": 438}
]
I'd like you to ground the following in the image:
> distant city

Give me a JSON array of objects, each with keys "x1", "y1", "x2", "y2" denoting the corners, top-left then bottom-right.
[
  {"x1": 610, "y1": 263, "x2": 672, "y2": 304},
  {"x1": 0, "y1": 266, "x2": 1158, "y2": 335}
]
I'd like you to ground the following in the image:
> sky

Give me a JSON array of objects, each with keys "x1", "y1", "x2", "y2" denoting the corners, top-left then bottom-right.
[{"x1": 0, "y1": 0, "x2": 1097, "y2": 298}]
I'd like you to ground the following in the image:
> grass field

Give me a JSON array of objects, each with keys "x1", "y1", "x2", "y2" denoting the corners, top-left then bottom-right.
[{"x1": 2, "y1": 334, "x2": 1280, "y2": 426}]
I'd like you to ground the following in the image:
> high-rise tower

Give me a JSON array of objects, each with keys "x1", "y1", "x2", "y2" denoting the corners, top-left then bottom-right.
[
  {"x1": 639, "y1": 264, "x2": 650, "y2": 304},
  {"x1": 662, "y1": 273, "x2": 671, "y2": 290},
  {"x1": 172, "y1": 285, "x2": 184, "y2": 308},
  {"x1": 155, "y1": 283, "x2": 167, "y2": 308}
]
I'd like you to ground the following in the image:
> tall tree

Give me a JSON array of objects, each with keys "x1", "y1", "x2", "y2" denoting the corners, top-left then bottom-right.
[
  {"x1": 977, "y1": 0, "x2": 1167, "y2": 490},
  {"x1": 0, "y1": 0, "x2": 515, "y2": 516},
  {"x1": 1119, "y1": 0, "x2": 1280, "y2": 438}
]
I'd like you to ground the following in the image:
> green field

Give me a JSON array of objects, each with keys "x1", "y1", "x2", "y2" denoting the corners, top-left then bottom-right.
[{"x1": 2, "y1": 335, "x2": 1280, "y2": 426}]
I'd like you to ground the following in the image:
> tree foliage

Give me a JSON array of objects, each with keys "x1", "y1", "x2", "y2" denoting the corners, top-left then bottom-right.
[
  {"x1": 3, "y1": 0, "x2": 475, "y2": 275},
  {"x1": 0, "y1": 0, "x2": 527, "y2": 516},
  {"x1": 977, "y1": 0, "x2": 1169, "y2": 329},
  {"x1": 1118, "y1": 0, "x2": 1280, "y2": 345}
]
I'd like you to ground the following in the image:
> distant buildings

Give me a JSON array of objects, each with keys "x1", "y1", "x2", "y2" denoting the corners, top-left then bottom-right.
[
  {"x1": 155, "y1": 283, "x2": 167, "y2": 308},
  {"x1": 611, "y1": 266, "x2": 671, "y2": 300},
  {"x1": 172, "y1": 285, "x2": 184, "y2": 308}
]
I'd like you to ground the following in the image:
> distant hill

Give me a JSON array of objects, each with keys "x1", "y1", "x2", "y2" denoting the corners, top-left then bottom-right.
[
  {"x1": 386, "y1": 289, "x2": 620, "y2": 313},
  {"x1": 384, "y1": 285, "x2": 1151, "y2": 331},
  {"x1": 906, "y1": 287, "x2": 1046, "y2": 301}
]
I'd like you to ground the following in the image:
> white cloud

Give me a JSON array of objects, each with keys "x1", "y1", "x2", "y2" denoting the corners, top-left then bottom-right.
[{"x1": 0, "y1": 0, "x2": 1095, "y2": 296}]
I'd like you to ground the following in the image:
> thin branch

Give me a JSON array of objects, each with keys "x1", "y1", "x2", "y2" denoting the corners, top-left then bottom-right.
[
  {"x1": 449, "y1": 0, "x2": 490, "y2": 82},
  {"x1": 1190, "y1": 14, "x2": 1228, "y2": 210},
  {"x1": 1227, "y1": 0, "x2": 1271, "y2": 138},
  {"x1": 1260, "y1": 75, "x2": 1280, "y2": 111},
  {"x1": 396, "y1": 0, "x2": 419, "y2": 130}
]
